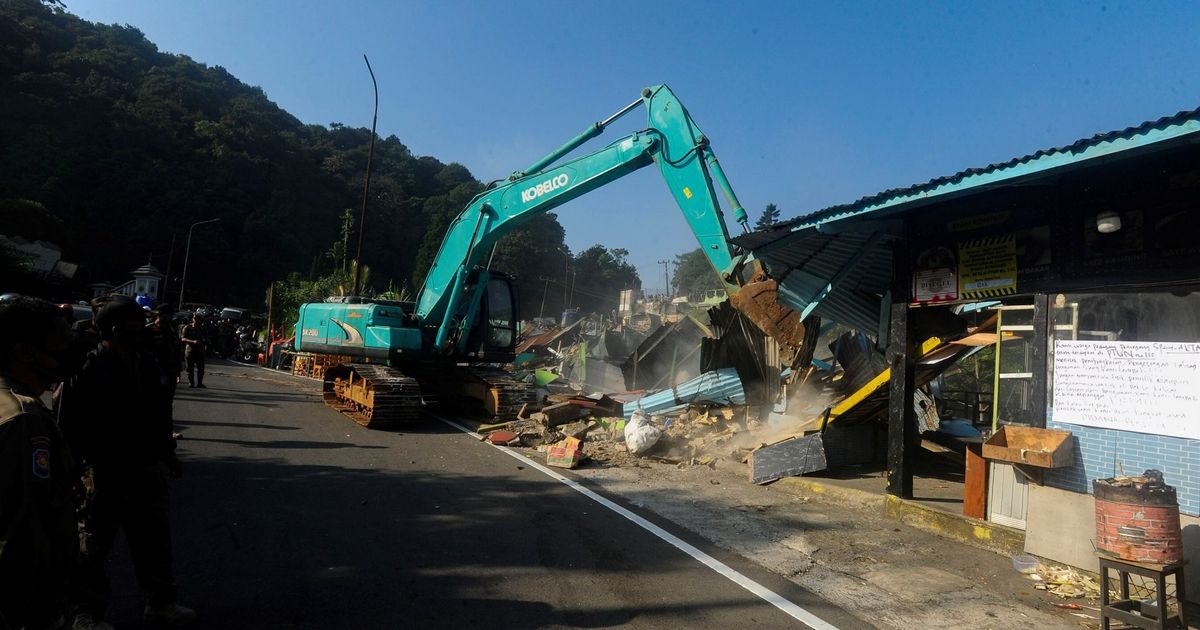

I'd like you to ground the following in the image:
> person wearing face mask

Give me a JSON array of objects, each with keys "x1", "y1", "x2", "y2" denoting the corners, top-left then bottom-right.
[
  {"x1": 0, "y1": 296, "x2": 77, "y2": 630},
  {"x1": 56, "y1": 297, "x2": 194, "y2": 630}
]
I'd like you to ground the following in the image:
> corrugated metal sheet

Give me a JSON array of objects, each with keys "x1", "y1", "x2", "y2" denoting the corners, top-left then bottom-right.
[
  {"x1": 731, "y1": 105, "x2": 1200, "y2": 334},
  {"x1": 514, "y1": 317, "x2": 584, "y2": 353},
  {"x1": 621, "y1": 368, "x2": 746, "y2": 418},
  {"x1": 783, "y1": 105, "x2": 1200, "y2": 230},
  {"x1": 746, "y1": 230, "x2": 894, "y2": 334}
]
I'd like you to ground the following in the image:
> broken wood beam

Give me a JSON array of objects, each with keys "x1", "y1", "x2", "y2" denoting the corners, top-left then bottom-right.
[{"x1": 539, "y1": 402, "x2": 591, "y2": 427}]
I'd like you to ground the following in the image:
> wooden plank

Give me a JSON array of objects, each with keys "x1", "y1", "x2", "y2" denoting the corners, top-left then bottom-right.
[
  {"x1": 963, "y1": 442, "x2": 987, "y2": 519},
  {"x1": 887, "y1": 302, "x2": 916, "y2": 498}
]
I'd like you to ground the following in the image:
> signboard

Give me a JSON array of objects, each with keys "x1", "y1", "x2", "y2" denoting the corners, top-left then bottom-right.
[
  {"x1": 1052, "y1": 340, "x2": 1200, "y2": 440},
  {"x1": 913, "y1": 246, "x2": 958, "y2": 303},
  {"x1": 959, "y1": 235, "x2": 1017, "y2": 299},
  {"x1": 913, "y1": 268, "x2": 958, "y2": 303}
]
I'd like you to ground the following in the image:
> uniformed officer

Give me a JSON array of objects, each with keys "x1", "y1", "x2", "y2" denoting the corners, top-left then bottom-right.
[
  {"x1": 178, "y1": 313, "x2": 207, "y2": 388},
  {"x1": 57, "y1": 297, "x2": 195, "y2": 629},
  {"x1": 0, "y1": 296, "x2": 76, "y2": 630}
]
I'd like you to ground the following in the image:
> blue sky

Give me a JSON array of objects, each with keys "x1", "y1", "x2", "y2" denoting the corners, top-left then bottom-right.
[{"x1": 66, "y1": 1, "x2": 1200, "y2": 293}]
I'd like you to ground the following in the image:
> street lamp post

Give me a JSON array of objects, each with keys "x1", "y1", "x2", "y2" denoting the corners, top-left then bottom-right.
[{"x1": 177, "y1": 218, "x2": 221, "y2": 310}]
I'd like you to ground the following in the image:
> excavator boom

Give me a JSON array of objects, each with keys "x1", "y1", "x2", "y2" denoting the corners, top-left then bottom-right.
[{"x1": 296, "y1": 85, "x2": 808, "y2": 425}]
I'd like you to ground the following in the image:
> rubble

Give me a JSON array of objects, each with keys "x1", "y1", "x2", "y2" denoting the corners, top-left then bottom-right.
[
  {"x1": 531, "y1": 401, "x2": 590, "y2": 427},
  {"x1": 1026, "y1": 562, "x2": 1102, "y2": 600}
]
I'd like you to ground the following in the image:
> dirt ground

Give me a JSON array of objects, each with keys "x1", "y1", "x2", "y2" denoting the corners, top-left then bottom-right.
[{"x1": 509, "y1": 428, "x2": 1104, "y2": 630}]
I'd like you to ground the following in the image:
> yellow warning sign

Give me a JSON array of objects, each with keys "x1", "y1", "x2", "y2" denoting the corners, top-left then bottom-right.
[{"x1": 958, "y1": 235, "x2": 1017, "y2": 299}]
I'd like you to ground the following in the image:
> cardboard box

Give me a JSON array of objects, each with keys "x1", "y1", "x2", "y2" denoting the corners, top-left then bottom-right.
[
  {"x1": 546, "y1": 437, "x2": 584, "y2": 469},
  {"x1": 982, "y1": 426, "x2": 1073, "y2": 468}
]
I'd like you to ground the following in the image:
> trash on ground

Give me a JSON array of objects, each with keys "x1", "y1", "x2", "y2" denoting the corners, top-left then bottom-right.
[
  {"x1": 546, "y1": 436, "x2": 584, "y2": 469},
  {"x1": 1012, "y1": 554, "x2": 1039, "y2": 574},
  {"x1": 485, "y1": 430, "x2": 520, "y2": 446},
  {"x1": 1026, "y1": 562, "x2": 1102, "y2": 599},
  {"x1": 625, "y1": 409, "x2": 663, "y2": 455}
]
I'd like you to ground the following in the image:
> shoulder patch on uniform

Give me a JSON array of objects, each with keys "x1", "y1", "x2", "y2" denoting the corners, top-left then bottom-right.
[{"x1": 32, "y1": 448, "x2": 51, "y2": 479}]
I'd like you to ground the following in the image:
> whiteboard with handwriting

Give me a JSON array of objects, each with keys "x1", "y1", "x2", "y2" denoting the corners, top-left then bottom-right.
[{"x1": 1052, "y1": 341, "x2": 1200, "y2": 439}]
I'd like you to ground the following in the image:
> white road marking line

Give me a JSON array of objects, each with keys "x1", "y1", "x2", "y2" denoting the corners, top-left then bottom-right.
[{"x1": 436, "y1": 415, "x2": 841, "y2": 630}]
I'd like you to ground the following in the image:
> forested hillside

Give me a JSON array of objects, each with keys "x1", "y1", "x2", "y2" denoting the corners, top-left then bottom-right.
[{"x1": 0, "y1": 0, "x2": 636, "y2": 317}]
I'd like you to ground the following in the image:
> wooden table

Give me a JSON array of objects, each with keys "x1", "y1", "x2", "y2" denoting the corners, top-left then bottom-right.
[{"x1": 1098, "y1": 553, "x2": 1188, "y2": 630}]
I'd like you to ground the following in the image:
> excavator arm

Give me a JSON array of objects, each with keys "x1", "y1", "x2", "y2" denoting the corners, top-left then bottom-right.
[
  {"x1": 297, "y1": 84, "x2": 810, "y2": 426},
  {"x1": 417, "y1": 85, "x2": 756, "y2": 353}
]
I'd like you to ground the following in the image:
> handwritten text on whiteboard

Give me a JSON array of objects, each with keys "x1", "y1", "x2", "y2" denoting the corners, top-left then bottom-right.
[{"x1": 1052, "y1": 341, "x2": 1200, "y2": 439}]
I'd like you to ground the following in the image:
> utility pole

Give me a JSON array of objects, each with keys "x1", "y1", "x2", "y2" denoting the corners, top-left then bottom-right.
[
  {"x1": 559, "y1": 247, "x2": 570, "y2": 309},
  {"x1": 658, "y1": 259, "x2": 672, "y2": 298}
]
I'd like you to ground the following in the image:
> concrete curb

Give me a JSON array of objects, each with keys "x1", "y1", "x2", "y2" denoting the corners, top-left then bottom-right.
[
  {"x1": 884, "y1": 495, "x2": 1026, "y2": 556},
  {"x1": 777, "y1": 476, "x2": 882, "y2": 509},
  {"x1": 777, "y1": 477, "x2": 1026, "y2": 557}
]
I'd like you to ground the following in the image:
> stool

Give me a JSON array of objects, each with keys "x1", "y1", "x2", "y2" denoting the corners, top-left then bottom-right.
[{"x1": 1097, "y1": 554, "x2": 1188, "y2": 630}]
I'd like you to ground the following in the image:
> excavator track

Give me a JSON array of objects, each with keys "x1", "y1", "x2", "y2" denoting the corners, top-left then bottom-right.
[
  {"x1": 460, "y1": 366, "x2": 538, "y2": 420},
  {"x1": 322, "y1": 364, "x2": 429, "y2": 428}
]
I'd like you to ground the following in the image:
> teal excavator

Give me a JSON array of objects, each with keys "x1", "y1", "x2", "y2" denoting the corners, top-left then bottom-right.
[{"x1": 295, "y1": 85, "x2": 806, "y2": 426}]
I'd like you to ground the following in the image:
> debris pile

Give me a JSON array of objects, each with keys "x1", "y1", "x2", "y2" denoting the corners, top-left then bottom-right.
[
  {"x1": 1025, "y1": 562, "x2": 1102, "y2": 600},
  {"x1": 493, "y1": 296, "x2": 990, "y2": 485}
]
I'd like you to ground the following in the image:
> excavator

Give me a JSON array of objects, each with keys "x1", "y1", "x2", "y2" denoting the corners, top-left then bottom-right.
[{"x1": 295, "y1": 85, "x2": 807, "y2": 427}]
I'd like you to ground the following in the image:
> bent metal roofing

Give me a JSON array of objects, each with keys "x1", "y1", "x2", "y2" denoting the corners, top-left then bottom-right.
[
  {"x1": 784, "y1": 105, "x2": 1200, "y2": 230},
  {"x1": 731, "y1": 104, "x2": 1200, "y2": 334}
]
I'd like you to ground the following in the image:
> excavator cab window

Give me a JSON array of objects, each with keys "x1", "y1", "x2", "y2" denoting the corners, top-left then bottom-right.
[{"x1": 484, "y1": 277, "x2": 516, "y2": 350}]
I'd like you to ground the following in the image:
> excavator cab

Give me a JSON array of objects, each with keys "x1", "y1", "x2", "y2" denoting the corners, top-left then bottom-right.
[{"x1": 464, "y1": 274, "x2": 518, "y2": 362}]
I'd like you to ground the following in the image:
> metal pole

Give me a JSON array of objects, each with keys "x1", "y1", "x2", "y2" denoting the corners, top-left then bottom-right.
[
  {"x1": 177, "y1": 218, "x2": 220, "y2": 310},
  {"x1": 538, "y1": 277, "x2": 549, "y2": 318},
  {"x1": 659, "y1": 259, "x2": 671, "y2": 298},
  {"x1": 351, "y1": 54, "x2": 379, "y2": 297}
]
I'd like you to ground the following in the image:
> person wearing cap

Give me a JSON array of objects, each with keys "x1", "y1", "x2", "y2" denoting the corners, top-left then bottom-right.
[
  {"x1": 0, "y1": 297, "x2": 76, "y2": 630},
  {"x1": 56, "y1": 297, "x2": 194, "y2": 629},
  {"x1": 178, "y1": 313, "x2": 208, "y2": 389}
]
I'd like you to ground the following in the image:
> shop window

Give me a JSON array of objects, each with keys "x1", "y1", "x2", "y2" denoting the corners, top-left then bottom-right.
[{"x1": 1051, "y1": 292, "x2": 1200, "y2": 344}]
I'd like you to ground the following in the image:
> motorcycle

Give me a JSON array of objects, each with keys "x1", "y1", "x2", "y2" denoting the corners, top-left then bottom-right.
[{"x1": 234, "y1": 326, "x2": 262, "y2": 364}]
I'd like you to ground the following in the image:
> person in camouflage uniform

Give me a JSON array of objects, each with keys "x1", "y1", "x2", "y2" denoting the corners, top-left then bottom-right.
[{"x1": 0, "y1": 297, "x2": 76, "y2": 630}]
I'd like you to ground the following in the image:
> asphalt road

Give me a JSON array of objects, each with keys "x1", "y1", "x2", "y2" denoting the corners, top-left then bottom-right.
[{"x1": 99, "y1": 361, "x2": 863, "y2": 629}]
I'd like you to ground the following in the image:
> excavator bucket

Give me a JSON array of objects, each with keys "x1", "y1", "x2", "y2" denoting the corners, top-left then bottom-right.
[{"x1": 728, "y1": 263, "x2": 815, "y2": 369}]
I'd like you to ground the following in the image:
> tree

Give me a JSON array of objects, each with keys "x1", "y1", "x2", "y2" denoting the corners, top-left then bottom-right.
[
  {"x1": 488, "y1": 213, "x2": 570, "y2": 320},
  {"x1": 0, "y1": 1, "x2": 512, "y2": 307},
  {"x1": 754, "y1": 202, "x2": 782, "y2": 231},
  {"x1": 569, "y1": 245, "x2": 641, "y2": 315},
  {"x1": 324, "y1": 208, "x2": 354, "y2": 275},
  {"x1": 0, "y1": 241, "x2": 38, "y2": 295},
  {"x1": 672, "y1": 248, "x2": 723, "y2": 298}
]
